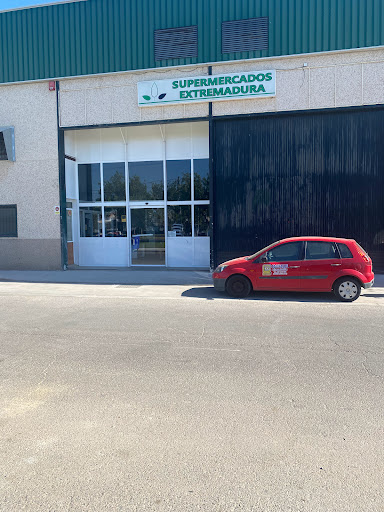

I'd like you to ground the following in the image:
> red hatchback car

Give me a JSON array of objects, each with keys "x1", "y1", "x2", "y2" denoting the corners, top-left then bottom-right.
[{"x1": 212, "y1": 237, "x2": 374, "y2": 302}]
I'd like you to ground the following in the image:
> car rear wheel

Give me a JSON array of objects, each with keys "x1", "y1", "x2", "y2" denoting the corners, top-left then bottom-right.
[
  {"x1": 333, "y1": 277, "x2": 361, "y2": 302},
  {"x1": 226, "y1": 275, "x2": 252, "y2": 298}
]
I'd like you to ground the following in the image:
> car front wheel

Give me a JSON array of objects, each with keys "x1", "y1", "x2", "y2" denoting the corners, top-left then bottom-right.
[
  {"x1": 333, "y1": 277, "x2": 361, "y2": 302},
  {"x1": 226, "y1": 275, "x2": 252, "y2": 298}
]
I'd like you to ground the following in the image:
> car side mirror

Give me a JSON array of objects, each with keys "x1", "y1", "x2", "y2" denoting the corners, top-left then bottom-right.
[{"x1": 259, "y1": 255, "x2": 268, "y2": 263}]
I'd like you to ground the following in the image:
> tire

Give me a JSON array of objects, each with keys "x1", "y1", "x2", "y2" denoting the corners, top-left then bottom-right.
[
  {"x1": 333, "y1": 277, "x2": 361, "y2": 302},
  {"x1": 226, "y1": 275, "x2": 252, "y2": 298}
]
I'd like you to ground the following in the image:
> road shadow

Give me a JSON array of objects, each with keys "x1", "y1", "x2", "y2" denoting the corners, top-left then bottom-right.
[{"x1": 182, "y1": 286, "x2": 343, "y2": 303}]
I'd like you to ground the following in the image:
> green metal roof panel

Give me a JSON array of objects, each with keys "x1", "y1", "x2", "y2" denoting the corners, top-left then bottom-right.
[{"x1": 0, "y1": 0, "x2": 383, "y2": 84}]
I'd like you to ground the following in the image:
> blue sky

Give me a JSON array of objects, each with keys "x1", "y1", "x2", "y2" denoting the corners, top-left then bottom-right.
[{"x1": 0, "y1": 0, "x2": 86, "y2": 12}]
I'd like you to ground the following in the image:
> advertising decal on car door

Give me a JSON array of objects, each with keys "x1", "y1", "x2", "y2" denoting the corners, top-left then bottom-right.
[
  {"x1": 262, "y1": 263, "x2": 288, "y2": 276},
  {"x1": 262, "y1": 264, "x2": 272, "y2": 276}
]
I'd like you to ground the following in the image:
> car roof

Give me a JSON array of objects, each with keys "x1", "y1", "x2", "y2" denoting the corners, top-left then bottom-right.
[{"x1": 276, "y1": 236, "x2": 354, "y2": 243}]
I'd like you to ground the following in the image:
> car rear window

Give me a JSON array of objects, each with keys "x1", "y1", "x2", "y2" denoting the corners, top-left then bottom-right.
[
  {"x1": 337, "y1": 243, "x2": 353, "y2": 258},
  {"x1": 305, "y1": 241, "x2": 339, "y2": 260}
]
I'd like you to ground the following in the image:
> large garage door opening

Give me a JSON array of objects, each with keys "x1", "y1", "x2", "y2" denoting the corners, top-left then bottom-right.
[{"x1": 212, "y1": 107, "x2": 384, "y2": 271}]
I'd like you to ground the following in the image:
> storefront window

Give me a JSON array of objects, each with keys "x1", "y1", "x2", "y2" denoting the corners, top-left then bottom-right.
[
  {"x1": 129, "y1": 161, "x2": 164, "y2": 201},
  {"x1": 103, "y1": 163, "x2": 126, "y2": 201},
  {"x1": 194, "y1": 159, "x2": 209, "y2": 200},
  {"x1": 78, "y1": 164, "x2": 101, "y2": 202},
  {"x1": 167, "y1": 205, "x2": 192, "y2": 237},
  {"x1": 104, "y1": 207, "x2": 127, "y2": 237},
  {"x1": 194, "y1": 205, "x2": 210, "y2": 237},
  {"x1": 167, "y1": 160, "x2": 191, "y2": 201},
  {"x1": 80, "y1": 207, "x2": 102, "y2": 237}
]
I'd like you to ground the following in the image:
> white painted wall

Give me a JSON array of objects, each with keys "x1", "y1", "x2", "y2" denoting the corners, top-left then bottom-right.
[
  {"x1": 59, "y1": 47, "x2": 384, "y2": 128},
  {"x1": 0, "y1": 81, "x2": 60, "y2": 239}
]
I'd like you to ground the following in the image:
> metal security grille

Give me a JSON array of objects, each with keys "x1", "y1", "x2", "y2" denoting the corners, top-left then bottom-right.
[
  {"x1": 222, "y1": 17, "x2": 269, "y2": 54},
  {"x1": 154, "y1": 26, "x2": 198, "y2": 61},
  {"x1": 0, "y1": 205, "x2": 17, "y2": 237}
]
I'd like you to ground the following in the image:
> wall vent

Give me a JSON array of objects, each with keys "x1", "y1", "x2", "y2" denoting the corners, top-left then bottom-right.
[
  {"x1": 155, "y1": 26, "x2": 198, "y2": 61},
  {"x1": 222, "y1": 17, "x2": 269, "y2": 54},
  {"x1": 0, "y1": 127, "x2": 15, "y2": 161}
]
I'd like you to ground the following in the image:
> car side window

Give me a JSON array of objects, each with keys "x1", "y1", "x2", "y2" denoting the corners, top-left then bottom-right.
[
  {"x1": 305, "y1": 241, "x2": 339, "y2": 260},
  {"x1": 337, "y1": 243, "x2": 353, "y2": 258},
  {"x1": 264, "y1": 242, "x2": 303, "y2": 262}
]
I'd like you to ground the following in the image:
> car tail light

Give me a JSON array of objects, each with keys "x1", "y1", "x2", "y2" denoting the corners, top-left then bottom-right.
[
  {"x1": 355, "y1": 242, "x2": 371, "y2": 263},
  {"x1": 358, "y1": 250, "x2": 370, "y2": 263}
]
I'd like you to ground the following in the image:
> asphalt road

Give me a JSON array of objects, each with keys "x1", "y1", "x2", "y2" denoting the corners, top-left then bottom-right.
[{"x1": 1, "y1": 280, "x2": 384, "y2": 511}]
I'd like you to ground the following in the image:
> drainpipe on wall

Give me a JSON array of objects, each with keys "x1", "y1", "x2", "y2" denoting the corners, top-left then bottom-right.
[
  {"x1": 56, "y1": 81, "x2": 68, "y2": 270},
  {"x1": 208, "y1": 66, "x2": 215, "y2": 271}
]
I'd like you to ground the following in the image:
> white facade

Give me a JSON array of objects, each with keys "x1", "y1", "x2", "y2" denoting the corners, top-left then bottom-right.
[
  {"x1": 1, "y1": 46, "x2": 384, "y2": 269},
  {"x1": 59, "y1": 46, "x2": 384, "y2": 127}
]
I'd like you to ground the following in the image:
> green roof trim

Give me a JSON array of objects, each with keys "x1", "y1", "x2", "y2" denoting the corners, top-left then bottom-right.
[{"x1": 0, "y1": 0, "x2": 383, "y2": 84}]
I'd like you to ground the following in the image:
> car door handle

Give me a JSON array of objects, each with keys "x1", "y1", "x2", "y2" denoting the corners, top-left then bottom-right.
[
  {"x1": 331, "y1": 263, "x2": 341, "y2": 266},
  {"x1": 289, "y1": 266, "x2": 300, "y2": 269}
]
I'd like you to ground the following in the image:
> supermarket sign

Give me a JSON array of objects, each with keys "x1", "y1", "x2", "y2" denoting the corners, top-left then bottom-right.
[{"x1": 138, "y1": 70, "x2": 276, "y2": 107}]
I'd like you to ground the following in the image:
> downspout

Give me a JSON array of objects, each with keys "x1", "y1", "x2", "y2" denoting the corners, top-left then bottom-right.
[
  {"x1": 56, "y1": 81, "x2": 68, "y2": 270},
  {"x1": 208, "y1": 66, "x2": 215, "y2": 271}
]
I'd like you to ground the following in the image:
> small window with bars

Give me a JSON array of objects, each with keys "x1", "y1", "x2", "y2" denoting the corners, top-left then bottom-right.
[
  {"x1": 0, "y1": 205, "x2": 17, "y2": 237},
  {"x1": 154, "y1": 26, "x2": 198, "y2": 61},
  {"x1": 222, "y1": 17, "x2": 269, "y2": 54}
]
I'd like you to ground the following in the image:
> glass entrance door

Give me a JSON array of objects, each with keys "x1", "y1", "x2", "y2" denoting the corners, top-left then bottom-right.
[{"x1": 131, "y1": 208, "x2": 165, "y2": 265}]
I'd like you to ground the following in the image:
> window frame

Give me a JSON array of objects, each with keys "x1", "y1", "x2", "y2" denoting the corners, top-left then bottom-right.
[
  {"x1": 304, "y1": 241, "x2": 340, "y2": 261},
  {"x1": 0, "y1": 204, "x2": 18, "y2": 238},
  {"x1": 77, "y1": 157, "x2": 209, "y2": 241},
  {"x1": 336, "y1": 242, "x2": 354, "y2": 259},
  {"x1": 256, "y1": 241, "x2": 305, "y2": 263},
  {"x1": 79, "y1": 206, "x2": 103, "y2": 238},
  {"x1": 102, "y1": 162, "x2": 126, "y2": 202},
  {"x1": 128, "y1": 160, "x2": 165, "y2": 202},
  {"x1": 167, "y1": 204, "x2": 192, "y2": 237},
  {"x1": 166, "y1": 159, "x2": 192, "y2": 202},
  {"x1": 78, "y1": 163, "x2": 102, "y2": 203}
]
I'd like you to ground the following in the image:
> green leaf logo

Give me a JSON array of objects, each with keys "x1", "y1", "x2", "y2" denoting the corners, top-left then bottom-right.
[{"x1": 142, "y1": 95, "x2": 151, "y2": 101}]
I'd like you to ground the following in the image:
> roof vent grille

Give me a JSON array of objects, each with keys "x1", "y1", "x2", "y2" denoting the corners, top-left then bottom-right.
[
  {"x1": 222, "y1": 17, "x2": 269, "y2": 54},
  {"x1": 155, "y1": 26, "x2": 198, "y2": 61}
]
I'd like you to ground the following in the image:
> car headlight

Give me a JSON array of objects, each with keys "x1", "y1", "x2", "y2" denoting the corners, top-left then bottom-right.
[{"x1": 214, "y1": 265, "x2": 228, "y2": 273}]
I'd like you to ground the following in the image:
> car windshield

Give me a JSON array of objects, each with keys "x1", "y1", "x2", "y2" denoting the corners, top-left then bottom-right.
[{"x1": 245, "y1": 241, "x2": 281, "y2": 261}]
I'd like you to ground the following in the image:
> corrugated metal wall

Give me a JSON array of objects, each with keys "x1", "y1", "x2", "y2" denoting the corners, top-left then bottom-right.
[
  {"x1": 0, "y1": 0, "x2": 384, "y2": 83},
  {"x1": 212, "y1": 107, "x2": 384, "y2": 270}
]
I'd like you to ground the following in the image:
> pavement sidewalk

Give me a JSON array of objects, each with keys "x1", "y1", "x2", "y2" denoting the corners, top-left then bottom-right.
[
  {"x1": 0, "y1": 269, "x2": 382, "y2": 288},
  {"x1": 0, "y1": 269, "x2": 212, "y2": 286}
]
